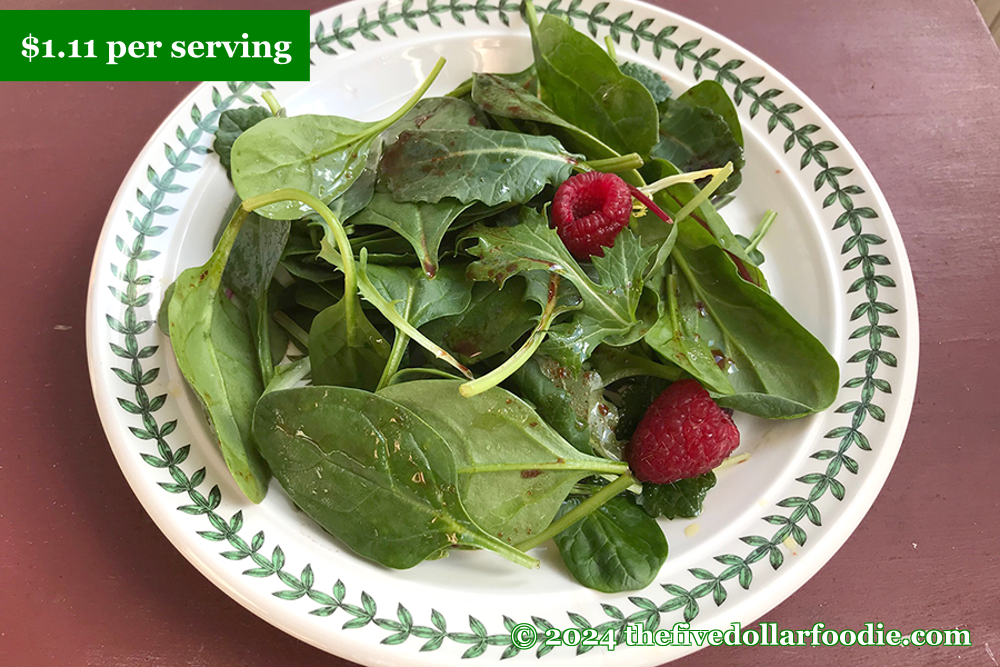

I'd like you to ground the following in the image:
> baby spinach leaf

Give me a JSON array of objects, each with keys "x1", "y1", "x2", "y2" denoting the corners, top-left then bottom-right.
[
  {"x1": 677, "y1": 80, "x2": 743, "y2": 148},
  {"x1": 528, "y1": 12, "x2": 659, "y2": 158},
  {"x1": 420, "y1": 279, "x2": 537, "y2": 363},
  {"x1": 308, "y1": 295, "x2": 391, "y2": 391},
  {"x1": 672, "y1": 243, "x2": 840, "y2": 418},
  {"x1": 637, "y1": 472, "x2": 717, "y2": 520},
  {"x1": 252, "y1": 386, "x2": 538, "y2": 569},
  {"x1": 645, "y1": 263, "x2": 735, "y2": 395},
  {"x1": 553, "y1": 494, "x2": 668, "y2": 593},
  {"x1": 223, "y1": 212, "x2": 291, "y2": 384},
  {"x1": 378, "y1": 380, "x2": 628, "y2": 543},
  {"x1": 646, "y1": 159, "x2": 766, "y2": 289},
  {"x1": 610, "y1": 374, "x2": 673, "y2": 441},
  {"x1": 463, "y1": 208, "x2": 653, "y2": 366},
  {"x1": 214, "y1": 106, "x2": 271, "y2": 177},
  {"x1": 471, "y1": 73, "x2": 617, "y2": 160},
  {"x1": 652, "y1": 99, "x2": 744, "y2": 197},
  {"x1": 167, "y1": 208, "x2": 269, "y2": 503},
  {"x1": 514, "y1": 356, "x2": 598, "y2": 454},
  {"x1": 379, "y1": 128, "x2": 579, "y2": 206},
  {"x1": 363, "y1": 263, "x2": 474, "y2": 328},
  {"x1": 620, "y1": 61, "x2": 672, "y2": 105},
  {"x1": 348, "y1": 194, "x2": 472, "y2": 278},
  {"x1": 156, "y1": 281, "x2": 175, "y2": 336},
  {"x1": 382, "y1": 96, "x2": 485, "y2": 145},
  {"x1": 231, "y1": 59, "x2": 444, "y2": 219}
]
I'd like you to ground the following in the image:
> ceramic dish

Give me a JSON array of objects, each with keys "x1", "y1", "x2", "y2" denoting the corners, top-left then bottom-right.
[{"x1": 87, "y1": 1, "x2": 918, "y2": 663}]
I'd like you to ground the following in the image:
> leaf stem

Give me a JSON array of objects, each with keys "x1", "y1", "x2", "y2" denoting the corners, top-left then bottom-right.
[
  {"x1": 273, "y1": 310, "x2": 310, "y2": 351},
  {"x1": 628, "y1": 185, "x2": 673, "y2": 225},
  {"x1": 639, "y1": 166, "x2": 727, "y2": 196},
  {"x1": 243, "y1": 189, "x2": 360, "y2": 336},
  {"x1": 604, "y1": 35, "x2": 617, "y2": 62},
  {"x1": 673, "y1": 162, "x2": 734, "y2": 224},
  {"x1": 387, "y1": 367, "x2": 464, "y2": 385},
  {"x1": 376, "y1": 284, "x2": 414, "y2": 391},
  {"x1": 515, "y1": 472, "x2": 637, "y2": 551},
  {"x1": 580, "y1": 153, "x2": 644, "y2": 173},
  {"x1": 458, "y1": 459, "x2": 629, "y2": 475},
  {"x1": 261, "y1": 91, "x2": 282, "y2": 116},
  {"x1": 356, "y1": 250, "x2": 473, "y2": 379},
  {"x1": 366, "y1": 57, "x2": 447, "y2": 138},
  {"x1": 459, "y1": 274, "x2": 561, "y2": 398},
  {"x1": 445, "y1": 78, "x2": 473, "y2": 98},
  {"x1": 745, "y1": 210, "x2": 777, "y2": 254},
  {"x1": 459, "y1": 529, "x2": 540, "y2": 569}
]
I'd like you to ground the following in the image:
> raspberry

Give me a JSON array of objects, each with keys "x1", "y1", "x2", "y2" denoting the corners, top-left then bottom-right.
[
  {"x1": 627, "y1": 380, "x2": 740, "y2": 485},
  {"x1": 551, "y1": 171, "x2": 632, "y2": 260}
]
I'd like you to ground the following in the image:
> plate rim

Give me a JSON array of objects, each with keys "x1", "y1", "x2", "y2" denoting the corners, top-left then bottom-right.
[{"x1": 86, "y1": 0, "x2": 920, "y2": 664}]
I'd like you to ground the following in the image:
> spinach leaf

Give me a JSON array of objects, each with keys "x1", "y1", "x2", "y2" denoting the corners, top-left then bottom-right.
[
  {"x1": 420, "y1": 279, "x2": 537, "y2": 364},
  {"x1": 214, "y1": 106, "x2": 271, "y2": 177},
  {"x1": 252, "y1": 386, "x2": 537, "y2": 569},
  {"x1": 610, "y1": 374, "x2": 673, "y2": 441},
  {"x1": 382, "y1": 96, "x2": 485, "y2": 144},
  {"x1": 463, "y1": 207, "x2": 653, "y2": 366},
  {"x1": 471, "y1": 73, "x2": 618, "y2": 161},
  {"x1": 677, "y1": 80, "x2": 743, "y2": 148},
  {"x1": 363, "y1": 263, "x2": 474, "y2": 328},
  {"x1": 645, "y1": 263, "x2": 735, "y2": 395},
  {"x1": 553, "y1": 494, "x2": 668, "y2": 593},
  {"x1": 513, "y1": 356, "x2": 620, "y2": 457},
  {"x1": 652, "y1": 99, "x2": 744, "y2": 197},
  {"x1": 379, "y1": 128, "x2": 579, "y2": 206},
  {"x1": 646, "y1": 159, "x2": 766, "y2": 289},
  {"x1": 379, "y1": 380, "x2": 628, "y2": 542},
  {"x1": 231, "y1": 59, "x2": 444, "y2": 219},
  {"x1": 527, "y1": 10, "x2": 659, "y2": 157},
  {"x1": 672, "y1": 242, "x2": 839, "y2": 418},
  {"x1": 637, "y1": 472, "x2": 716, "y2": 520},
  {"x1": 620, "y1": 61, "x2": 672, "y2": 105},
  {"x1": 308, "y1": 295, "x2": 390, "y2": 390},
  {"x1": 347, "y1": 194, "x2": 472, "y2": 278},
  {"x1": 157, "y1": 281, "x2": 175, "y2": 336},
  {"x1": 167, "y1": 208, "x2": 269, "y2": 503},
  {"x1": 223, "y1": 211, "x2": 291, "y2": 384}
]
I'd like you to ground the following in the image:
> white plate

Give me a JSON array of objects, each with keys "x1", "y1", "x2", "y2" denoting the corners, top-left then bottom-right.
[{"x1": 86, "y1": 1, "x2": 919, "y2": 664}]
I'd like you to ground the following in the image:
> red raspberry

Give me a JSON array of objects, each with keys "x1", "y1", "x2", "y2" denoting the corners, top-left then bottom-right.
[
  {"x1": 627, "y1": 380, "x2": 740, "y2": 485},
  {"x1": 551, "y1": 171, "x2": 632, "y2": 260}
]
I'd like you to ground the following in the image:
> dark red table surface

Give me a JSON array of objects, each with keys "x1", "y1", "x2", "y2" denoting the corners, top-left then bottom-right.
[{"x1": 2, "y1": 0, "x2": 999, "y2": 665}]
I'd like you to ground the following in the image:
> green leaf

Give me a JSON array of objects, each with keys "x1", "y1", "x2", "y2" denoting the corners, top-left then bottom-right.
[
  {"x1": 645, "y1": 262, "x2": 734, "y2": 395},
  {"x1": 553, "y1": 495, "x2": 668, "y2": 593},
  {"x1": 308, "y1": 295, "x2": 391, "y2": 390},
  {"x1": 620, "y1": 61, "x2": 672, "y2": 105},
  {"x1": 470, "y1": 72, "x2": 624, "y2": 166},
  {"x1": 420, "y1": 279, "x2": 537, "y2": 364},
  {"x1": 513, "y1": 356, "x2": 615, "y2": 455},
  {"x1": 382, "y1": 96, "x2": 485, "y2": 145},
  {"x1": 363, "y1": 263, "x2": 474, "y2": 329},
  {"x1": 529, "y1": 13, "x2": 659, "y2": 157},
  {"x1": 672, "y1": 243, "x2": 840, "y2": 418},
  {"x1": 379, "y1": 380, "x2": 628, "y2": 541},
  {"x1": 652, "y1": 99, "x2": 744, "y2": 197},
  {"x1": 379, "y1": 128, "x2": 578, "y2": 206},
  {"x1": 676, "y1": 80, "x2": 744, "y2": 148},
  {"x1": 167, "y1": 209, "x2": 269, "y2": 502},
  {"x1": 252, "y1": 386, "x2": 537, "y2": 569},
  {"x1": 213, "y1": 106, "x2": 271, "y2": 177},
  {"x1": 645, "y1": 159, "x2": 766, "y2": 289},
  {"x1": 463, "y1": 208, "x2": 653, "y2": 366},
  {"x1": 637, "y1": 472, "x2": 717, "y2": 519},
  {"x1": 231, "y1": 62, "x2": 444, "y2": 220},
  {"x1": 347, "y1": 194, "x2": 472, "y2": 278}
]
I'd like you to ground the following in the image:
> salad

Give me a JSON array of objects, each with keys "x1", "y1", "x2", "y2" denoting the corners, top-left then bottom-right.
[{"x1": 160, "y1": 2, "x2": 839, "y2": 593}]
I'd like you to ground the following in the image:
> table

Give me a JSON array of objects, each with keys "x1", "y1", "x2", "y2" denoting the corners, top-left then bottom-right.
[{"x1": 2, "y1": 1, "x2": 998, "y2": 665}]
